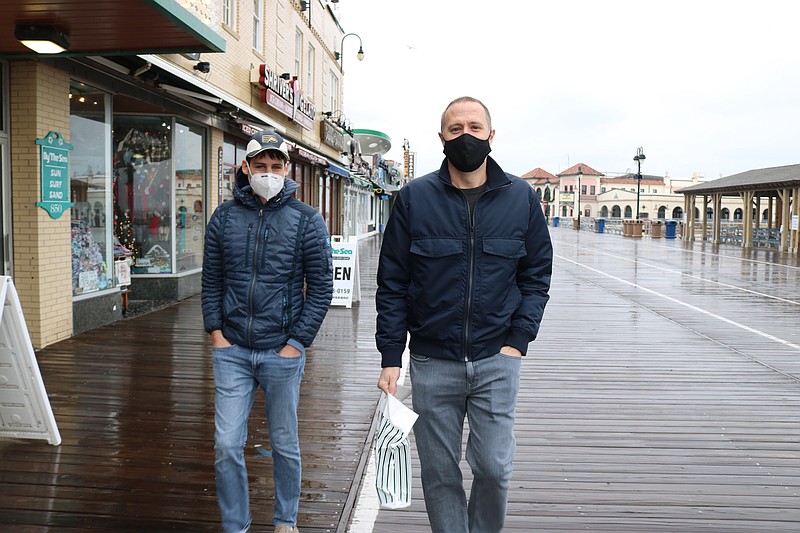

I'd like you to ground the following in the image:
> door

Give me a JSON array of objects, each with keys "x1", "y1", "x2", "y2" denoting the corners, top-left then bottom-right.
[{"x1": 0, "y1": 60, "x2": 9, "y2": 275}]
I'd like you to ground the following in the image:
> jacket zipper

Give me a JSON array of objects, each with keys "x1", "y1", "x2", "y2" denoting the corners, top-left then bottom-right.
[
  {"x1": 461, "y1": 181, "x2": 512, "y2": 361},
  {"x1": 462, "y1": 190, "x2": 481, "y2": 361},
  {"x1": 246, "y1": 207, "x2": 265, "y2": 346}
]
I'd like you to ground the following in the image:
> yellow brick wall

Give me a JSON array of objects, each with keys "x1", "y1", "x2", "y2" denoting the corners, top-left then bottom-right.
[
  {"x1": 9, "y1": 61, "x2": 73, "y2": 349},
  {"x1": 160, "y1": 0, "x2": 343, "y2": 157}
]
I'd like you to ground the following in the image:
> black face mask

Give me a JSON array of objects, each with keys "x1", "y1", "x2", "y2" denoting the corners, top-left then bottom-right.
[{"x1": 443, "y1": 133, "x2": 492, "y2": 173}]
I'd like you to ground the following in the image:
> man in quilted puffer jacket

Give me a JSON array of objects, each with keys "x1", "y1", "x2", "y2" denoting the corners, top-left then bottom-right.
[{"x1": 202, "y1": 130, "x2": 333, "y2": 533}]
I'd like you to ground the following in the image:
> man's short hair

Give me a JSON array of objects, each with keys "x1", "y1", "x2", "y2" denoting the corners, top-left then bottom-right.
[{"x1": 440, "y1": 96, "x2": 492, "y2": 132}]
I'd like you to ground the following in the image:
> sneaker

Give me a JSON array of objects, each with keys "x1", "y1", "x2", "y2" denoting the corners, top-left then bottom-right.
[{"x1": 274, "y1": 526, "x2": 299, "y2": 533}]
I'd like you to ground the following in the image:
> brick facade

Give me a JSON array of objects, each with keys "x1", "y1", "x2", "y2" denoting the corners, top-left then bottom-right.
[{"x1": 9, "y1": 61, "x2": 73, "y2": 347}]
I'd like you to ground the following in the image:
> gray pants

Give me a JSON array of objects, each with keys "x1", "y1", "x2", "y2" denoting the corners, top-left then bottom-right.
[{"x1": 410, "y1": 352, "x2": 521, "y2": 533}]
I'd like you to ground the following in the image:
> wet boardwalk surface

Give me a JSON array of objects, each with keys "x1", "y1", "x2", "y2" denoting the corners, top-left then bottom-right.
[{"x1": 2, "y1": 228, "x2": 800, "y2": 532}]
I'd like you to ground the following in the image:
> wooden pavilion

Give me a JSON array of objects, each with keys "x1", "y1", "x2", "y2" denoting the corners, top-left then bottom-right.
[{"x1": 679, "y1": 164, "x2": 800, "y2": 254}]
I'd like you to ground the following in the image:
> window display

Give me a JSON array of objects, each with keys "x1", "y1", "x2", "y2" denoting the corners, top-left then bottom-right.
[
  {"x1": 175, "y1": 120, "x2": 205, "y2": 273},
  {"x1": 113, "y1": 116, "x2": 172, "y2": 274},
  {"x1": 69, "y1": 81, "x2": 112, "y2": 296}
]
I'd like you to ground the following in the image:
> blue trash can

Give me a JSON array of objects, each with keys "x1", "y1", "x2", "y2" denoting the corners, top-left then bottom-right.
[
  {"x1": 665, "y1": 220, "x2": 677, "y2": 239},
  {"x1": 553, "y1": 216, "x2": 560, "y2": 228},
  {"x1": 596, "y1": 218, "x2": 606, "y2": 234}
]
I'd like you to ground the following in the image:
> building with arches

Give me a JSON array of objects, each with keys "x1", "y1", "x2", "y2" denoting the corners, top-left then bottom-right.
[{"x1": 523, "y1": 164, "x2": 742, "y2": 223}]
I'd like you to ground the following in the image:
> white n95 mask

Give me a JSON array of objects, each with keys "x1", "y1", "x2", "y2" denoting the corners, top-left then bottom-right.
[{"x1": 248, "y1": 170, "x2": 284, "y2": 201}]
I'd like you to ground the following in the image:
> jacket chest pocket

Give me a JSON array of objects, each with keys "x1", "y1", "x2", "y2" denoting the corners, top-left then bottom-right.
[
  {"x1": 480, "y1": 237, "x2": 526, "y2": 280},
  {"x1": 410, "y1": 238, "x2": 463, "y2": 259},
  {"x1": 409, "y1": 238, "x2": 464, "y2": 299},
  {"x1": 481, "y1": 237, "x2": 526, "y2": 259}
]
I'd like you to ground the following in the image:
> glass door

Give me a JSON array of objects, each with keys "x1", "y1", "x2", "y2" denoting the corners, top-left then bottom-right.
[{"x1": 1, "y1": 60, "x2": 9, "y2": 276}]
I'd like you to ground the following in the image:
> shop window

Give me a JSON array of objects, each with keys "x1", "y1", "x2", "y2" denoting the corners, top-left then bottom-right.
[
  {"x1": 324, "y1": 174, "x2": 332, "y2": 230},
  {"x1": 219, "y1": 136, "x2": 245, "y2": 204},
  {"x1": 70, "y1": 81, "x2": 113, "y2": 296},
  {"x1": 175, "y1": 120, "x2": 205, "y2": 273},
  {"x1": 0, "y1": 61, "x2": 5, "y2": 130},
  {"x1": 289, "y1": 160, "x2": 310, "y2": 205},
  {"x1": 0, "y1": 144, "x2": 5, "y2": 275},
  {"x1": 222, "y1": 136, "x2": 247, "y2": 203},
  {"x1": 1, "y1": 61, "x2": 7, "y2": 275},
  {"x1": 113, "y1": 116, "x2": 173, "y2": 274}
]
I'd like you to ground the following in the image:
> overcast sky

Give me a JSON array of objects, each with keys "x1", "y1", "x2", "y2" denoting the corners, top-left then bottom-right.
[{"x1": 334, "y1": 0, "x2": 799, "y2": 180}]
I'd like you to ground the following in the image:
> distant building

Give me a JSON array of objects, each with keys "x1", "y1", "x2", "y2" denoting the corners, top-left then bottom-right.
[{"x1": 522, "y1": 164, "x2": 741, "y2": 221}]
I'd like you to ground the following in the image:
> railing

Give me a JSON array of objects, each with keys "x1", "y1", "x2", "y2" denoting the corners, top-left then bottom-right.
[{"x1": 550, "y1": 216, "x2": 784, "y2": 248}]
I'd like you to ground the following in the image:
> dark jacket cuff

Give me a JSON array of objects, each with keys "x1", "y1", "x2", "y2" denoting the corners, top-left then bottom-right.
[
  {"x1": 381, "y1": 348, "x2": 404, "y2": 368},
  {"x1": 504, "y1": 328, "x2": 530, "y2": 356}
]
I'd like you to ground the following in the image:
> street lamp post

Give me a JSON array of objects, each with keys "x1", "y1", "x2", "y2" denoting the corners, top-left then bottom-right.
[
  {"x1": 633, "y1": 147, "x2": 645, "y2": 219},
  {"x1": 335, "y1": 33, "x2": 364, "y2": 71}
]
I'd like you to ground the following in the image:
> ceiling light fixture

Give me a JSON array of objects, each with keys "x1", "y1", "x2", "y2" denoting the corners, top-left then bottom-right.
[{"x1": 14, "y1": 24, "x2": 70, "y2": 54}]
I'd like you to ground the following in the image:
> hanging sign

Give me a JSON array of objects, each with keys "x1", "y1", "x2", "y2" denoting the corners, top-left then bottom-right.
[
  {"x1": 255, "y1": 64, "x2": 295, "y2": 119},
  {"x1": 35, "y1": 131, "x2": 74, "y2": 219},
  {"x1": 291, "y1": 79, "x2": 315, "y2": 131},
  {"x1": 252, "y1": 65, "x2": 316, "y2": 129},
  {"x1": 330, "y1": 237, "x2": 360, "y2": 308}
]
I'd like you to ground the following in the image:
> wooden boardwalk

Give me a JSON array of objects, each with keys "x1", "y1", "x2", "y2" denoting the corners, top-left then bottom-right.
[{"x1": 2, "y1": 229, "x2": 799, "y2": 532}]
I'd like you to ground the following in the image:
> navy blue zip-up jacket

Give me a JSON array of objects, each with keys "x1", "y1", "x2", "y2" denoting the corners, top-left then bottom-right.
[
  {"x1": 376, "y1": 157, "x2": 552, "y2": 367},
  {"x1": 202, "y1": 168, "x2": 333, "y2": 350}
]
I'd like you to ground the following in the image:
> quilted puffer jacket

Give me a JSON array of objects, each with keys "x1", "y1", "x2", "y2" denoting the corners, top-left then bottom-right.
[{"x1": 202, "y1": 168, "x2": 333, "y2": 350}]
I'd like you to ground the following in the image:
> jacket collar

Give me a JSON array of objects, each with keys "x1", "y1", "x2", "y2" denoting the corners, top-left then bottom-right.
[{"x1": 436, "y1": 156, "x2": 511, "y2": 189}]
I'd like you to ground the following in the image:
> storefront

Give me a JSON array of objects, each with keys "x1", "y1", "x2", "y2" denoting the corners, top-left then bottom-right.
[
  {"x1": 66, "y1": 74, "x2": 219, "y2": 333},
  {"x1": 343, "y1": 175, "x2": 376, "y2": 240},
  {"x1": 3, "y1": 55, "x2": 275, "y2": 345},
  {"x1": 1, "y1": 1, "x2": 366, "y2": 348}
]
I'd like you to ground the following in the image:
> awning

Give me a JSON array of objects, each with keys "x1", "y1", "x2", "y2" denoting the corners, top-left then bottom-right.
[
  {"x1": 0, "y1": 0, "x2": 226, "y2": 57},
  {"x1": 350, "y1": 177, "x2": 371, "y2": 188},
  {"x1": 371, "y1": 181, "x2": 401, "y2": 193},
  {"x1": 326, "y1": 160, "x2": 351, "y2": 178},
  {"x1": 139, "y1": 54, "x2": 285, "y2": 133}
]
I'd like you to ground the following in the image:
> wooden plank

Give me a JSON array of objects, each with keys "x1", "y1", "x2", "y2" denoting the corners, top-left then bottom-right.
[{"x1": 1, "y1": 233, "x2": 799, "y2": 533}]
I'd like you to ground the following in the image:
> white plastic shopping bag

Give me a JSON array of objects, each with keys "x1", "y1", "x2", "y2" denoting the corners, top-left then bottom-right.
[{"x1": 374, "y1": 391, "x2": 419, "y2": 509}]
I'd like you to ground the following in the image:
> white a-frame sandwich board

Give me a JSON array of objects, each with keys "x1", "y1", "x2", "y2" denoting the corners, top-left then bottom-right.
[
  {"x1": 330, "y1": 237, "x2": 361, "y2": 308},
  {"x1": 0, "y1": 276, "x2": 61, "y2": 445}
]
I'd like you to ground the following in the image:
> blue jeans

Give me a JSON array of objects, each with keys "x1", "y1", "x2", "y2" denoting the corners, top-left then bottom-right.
[
  {"x1": 410, "y1": 352, "x2": 521, "y2": 533},
  {"x1": 212, "y1": 344, "x2": 305, "y2": 533}
]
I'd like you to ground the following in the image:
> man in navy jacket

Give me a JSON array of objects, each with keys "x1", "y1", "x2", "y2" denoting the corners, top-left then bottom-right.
[
  {"x1": 202, "y1": 130, "x2": 332, "y2": 533},
  {"x1": 376, "y1": 96, "x2": 552, "y2": 533}
]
